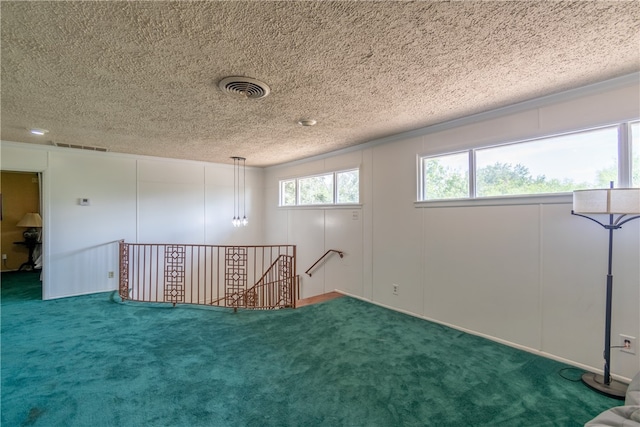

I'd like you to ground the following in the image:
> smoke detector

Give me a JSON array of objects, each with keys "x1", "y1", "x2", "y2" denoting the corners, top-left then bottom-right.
[{"x1": 218, "y1": 76, "x2": 270, "y2": 99}]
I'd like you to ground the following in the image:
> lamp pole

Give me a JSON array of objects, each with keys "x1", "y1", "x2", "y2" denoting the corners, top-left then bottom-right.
[
  {"x1": 603, "y1": 213, "x2": 614, "y2": 390},
  {"x1": 571, "y1": 183, "x2": 640, "y2": 399}
]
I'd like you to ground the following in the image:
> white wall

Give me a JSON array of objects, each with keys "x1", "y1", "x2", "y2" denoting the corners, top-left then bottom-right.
[
  {"x1": 264, "y1": 151, "x2": 365, "y2": 298},
  {"x1": 47, "y1": 152, "x2": 137, "y2": 298},
  {"x1": 1, "y1": 144, "x2": 264, "y2": 299},
  {"x1": 264, "y1": 75, "x2": 640, "y2": 381}
]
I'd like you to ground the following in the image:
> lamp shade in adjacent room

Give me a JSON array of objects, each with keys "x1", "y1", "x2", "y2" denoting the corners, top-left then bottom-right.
[{"x1": 16, "y1": 212, "x2": 43, "y2": 228}]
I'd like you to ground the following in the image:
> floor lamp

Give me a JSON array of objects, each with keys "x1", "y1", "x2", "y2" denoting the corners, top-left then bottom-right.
[{"x1": 572, "y1": 184, "x2": 640, "y2": 399}]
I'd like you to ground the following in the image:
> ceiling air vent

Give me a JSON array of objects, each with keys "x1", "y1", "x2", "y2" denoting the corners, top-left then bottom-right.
[
  {"x1": 218, "y1": 76, "x2": 270, "y2": 99},
  {"x1": 52, "y1": 142, "x2": 108, "y2": 152}
]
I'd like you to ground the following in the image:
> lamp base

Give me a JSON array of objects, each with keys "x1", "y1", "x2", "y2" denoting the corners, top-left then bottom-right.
[{"x1": 581, "y1": 372, "x2": 627, "y2": 400}]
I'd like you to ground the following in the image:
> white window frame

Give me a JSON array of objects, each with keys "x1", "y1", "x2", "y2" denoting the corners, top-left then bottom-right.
[
  {"x1": 417, "y1": 121, "x2": 639, "y2": 207},
  {"x1": 630, "y1": 120, "x2": 640, "y2": 188},
  {"x1": 279, "y1": 168, "x2": 361, "y2": 207}
]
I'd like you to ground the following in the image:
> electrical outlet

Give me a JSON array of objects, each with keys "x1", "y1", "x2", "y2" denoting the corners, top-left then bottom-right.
[
  {"x1": 392, "y1": 284, "x2": 399, "y2": 295},
  {"x1": 108, "y1": 271, "x2": 115, "y2": 278},
  {"x1": 620, "y1": 334, "x2": 636, "y2": 354},
  {"x1": 1, "y1": 254, "x2": 7, "y2": 260}
]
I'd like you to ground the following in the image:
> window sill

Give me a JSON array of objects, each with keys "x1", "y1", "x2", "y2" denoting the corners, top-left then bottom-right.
[
  {"x1": 278, "y1": 204, "x2": 363, "y2": 210},
  {"x1": 414, "y1": 193, "x2": 572, "y2": 208}
]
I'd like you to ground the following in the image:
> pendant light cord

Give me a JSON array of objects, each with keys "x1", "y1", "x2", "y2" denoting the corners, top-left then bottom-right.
[{"x1": 231, "y1": 156, "x2": 247, "y2": 227}]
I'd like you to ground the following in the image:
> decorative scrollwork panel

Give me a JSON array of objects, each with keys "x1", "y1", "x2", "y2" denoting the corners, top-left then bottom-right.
[
  {"x1": 119, "y1": 241, "x2": 130, "y2": 300},
  {"x1": 225, "y1": 247, "x2": 247, "y2": 307},
  {"x1": 164, "y1": 245, "x2": 186, "y2": 304},
  {"x1": 278, "y1": 255, "x2": 294, "y2": 305}
]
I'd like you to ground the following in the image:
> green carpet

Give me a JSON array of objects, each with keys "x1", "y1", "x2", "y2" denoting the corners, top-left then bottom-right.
[{"x1": 1, "y1": 272, "x2": 619, "y2": 426}]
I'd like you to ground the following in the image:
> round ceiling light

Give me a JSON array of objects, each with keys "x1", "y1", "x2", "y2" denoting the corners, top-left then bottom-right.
[
  {"x1": 218, "y1": 76, "x2": 270, "y2": 99},
  {"x1": 297, "y1": 119, "x2": 317, "y2": 127}
]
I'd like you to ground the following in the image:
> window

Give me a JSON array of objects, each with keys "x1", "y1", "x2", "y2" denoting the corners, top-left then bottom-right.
[
  {"x1": 632, "y1": 121, "x2": 639, "y2": 188},
  {"x1": 280, "y1": 179, "x2": 296, "y2": 206},
  {"x1": 419, "y1": 122, "x2": 638, "y2": 202},
  {"x1": 336, "y1": 169, "x2": 359, "y2": 204},
  {"x1": 421, "y1": 152, "x2": 469, "y2": 200},
  {"x1": 279, "y1": 168, "x2": 359, "y2": 206},
  {"x1": 299, "y1": 174, "x2": 334, "y2": 205},
  {"x1": 476, "y1": 127, "x2": 618, "y2": 197}
]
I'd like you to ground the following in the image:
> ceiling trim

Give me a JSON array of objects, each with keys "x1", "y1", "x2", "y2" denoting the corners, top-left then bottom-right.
[{"x1": 267, "y1": 72, "x2": 640, "y2": 170}]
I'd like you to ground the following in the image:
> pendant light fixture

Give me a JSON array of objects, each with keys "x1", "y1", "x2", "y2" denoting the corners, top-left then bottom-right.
[
  {"x1": 231, "y1": 156, "x2": 248, "y2": 227},
  {"x1": 241, "y1": 156, "x2": 248, "y2": 226}
]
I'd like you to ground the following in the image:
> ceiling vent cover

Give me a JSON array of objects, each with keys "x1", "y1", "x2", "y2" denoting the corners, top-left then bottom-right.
[
  {"x1": 52, "y1": 141, "x2": 108, "y2": 152},
  {"x1": 218, "y1": 76, "x2": 270, "y2": 99}
]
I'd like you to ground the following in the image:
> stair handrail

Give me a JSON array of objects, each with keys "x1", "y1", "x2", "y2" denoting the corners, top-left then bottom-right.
[
  {"x1": 253, "y1": 254, "x2": 290, "y2": 288},
  {"x1": 208, "y1": 254, "x2": 295, "y2": 309},
  {"x1": 305, "y1": 249, "x2": 344, "y2": 277}
]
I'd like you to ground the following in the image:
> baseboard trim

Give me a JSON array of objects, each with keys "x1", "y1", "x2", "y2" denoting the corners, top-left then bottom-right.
[{"x1": 334, "y1": 290, "x2": 632, "y2": 385}]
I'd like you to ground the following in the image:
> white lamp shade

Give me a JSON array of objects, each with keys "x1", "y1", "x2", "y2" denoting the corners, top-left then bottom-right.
[
  {"x1": 573, "y1": 188, "x2": 640, "y2": 214},
  {"x1": 16, "y1": 212, "x2": 42, "y2": 228}
]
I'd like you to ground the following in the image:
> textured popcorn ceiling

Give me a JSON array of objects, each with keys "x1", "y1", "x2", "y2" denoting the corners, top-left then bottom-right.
[{"x1": 1, "y1": 1, "x2": 639, "y2": 167}]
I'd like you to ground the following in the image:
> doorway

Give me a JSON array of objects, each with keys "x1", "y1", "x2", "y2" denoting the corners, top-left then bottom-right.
[{"x1": 0, "y1": 171, "x2": 42, "y2": 298}]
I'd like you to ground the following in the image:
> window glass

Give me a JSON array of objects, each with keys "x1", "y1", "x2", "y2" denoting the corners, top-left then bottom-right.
[
  {"x1": 632, "y1": 121, "x2": 639, "y2": 188},
  {"x1": 422, "y1": 152, "x2": 469, "y2": 200},
  {"x1": 298, "y1": 174, "x2": 334, "y2": 205},
  {"x1": 280, "y1": 179, "x2": 296, "y2": 206},
  {"x1": 279, "y1": 168, "x2": 359, "y2": 206},
  {"x1": 476, "y1": 126, "x2": 618, "y2": 197},
  {"x1": 336, "y1": 169, "x2": 359, "y2": 204}
]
